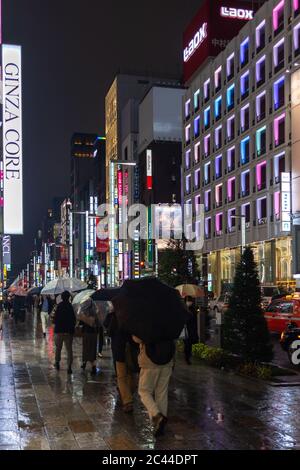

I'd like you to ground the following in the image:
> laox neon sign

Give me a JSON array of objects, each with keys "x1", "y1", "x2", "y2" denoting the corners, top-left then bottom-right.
[
  {"x1": 221, "y1": 7, "x2": 254, "y2": 20},
  {"x1": 184, "y1": 22, "x2": 208, "y2": 63}
]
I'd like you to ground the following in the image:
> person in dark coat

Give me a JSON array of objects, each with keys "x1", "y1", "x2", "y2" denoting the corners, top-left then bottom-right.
[
  {"x1": 104, "y1": 308, "x2": 139, "y2": 413},
  {"x1": 53, "y1": 291, "x2": 76, "y2": 374},
  {"x1": 184, "y1": 296, "x2": 199, "y2": 365},
  {"x1": 80, "y1": 301, "x2": 99, "y2": 375}
]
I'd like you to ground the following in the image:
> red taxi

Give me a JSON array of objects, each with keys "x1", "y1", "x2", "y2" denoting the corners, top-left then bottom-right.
[{"x1": 264, "y1": 294, "x2": 300, "y2": 334}]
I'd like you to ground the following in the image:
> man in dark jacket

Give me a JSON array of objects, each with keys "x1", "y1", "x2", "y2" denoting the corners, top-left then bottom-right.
[{"x1": 53, "y1": 291, "x2": 76, "y2": 374}]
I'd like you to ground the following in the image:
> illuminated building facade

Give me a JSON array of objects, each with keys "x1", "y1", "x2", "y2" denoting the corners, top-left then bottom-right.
[{"x1": 183, "y1": 0, "x2": 300, "y2": 295}]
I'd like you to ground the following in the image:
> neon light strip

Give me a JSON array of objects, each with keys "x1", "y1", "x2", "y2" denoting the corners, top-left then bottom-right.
[
  {"x1": 274, "y1": 191, "x2": 281, "y2": 215},
  {"x1": 273, "y1": 0, "x2": 285, "y2": 30}
]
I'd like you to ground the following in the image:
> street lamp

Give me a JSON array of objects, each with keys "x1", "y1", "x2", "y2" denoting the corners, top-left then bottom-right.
[{"x1": 231, "y1": 214, "x2": 246, "y2": 251}]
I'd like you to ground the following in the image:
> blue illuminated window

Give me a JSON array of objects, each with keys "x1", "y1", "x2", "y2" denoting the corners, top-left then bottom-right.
[
  {"x1": 204, "y1": 107, "x2": 210, "y2": 129},
  {"x1": 215, "y1": 155, "x2": 222, "y2": 179},
  {"x1": 194, "y1": 116, "x2": 200, "y2": 138},
  {"x1": 274, "y1": 76, "x2": 285, "y2": 110},
  {"x1": 227, "y1": 84, "x2": 235, "y2": 110},
  {"x1": 214, "y1": 96, "x2": 222, "y2": 121},
  {"x1": 240, "y1": 37, "x2": 249, "y2": 67},
  {"x1": 240, "y1": 136, "x2": 250, "y2": 165},
  {"x1": 241, "y1": 71, "x2": 250, "y2": 99}
]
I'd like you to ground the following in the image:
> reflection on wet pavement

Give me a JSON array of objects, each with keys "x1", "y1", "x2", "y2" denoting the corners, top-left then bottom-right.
[{"x1": 0, "y1": 311, "x2": 300, "y2": 450}]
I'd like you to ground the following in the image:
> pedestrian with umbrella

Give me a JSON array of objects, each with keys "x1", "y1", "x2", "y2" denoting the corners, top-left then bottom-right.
[
  {"x1": 79, "y1": 299, "x2": 100, "y2": 376},
  {"x1": 182, "y1": 296, "x2": 199, "y2": 365},
  {"x1": 112, "y1": 278, "x2": 190, "y2": 436},
  {"x1": 53, "y1": 291, "x2": 76, "y2": 374}
]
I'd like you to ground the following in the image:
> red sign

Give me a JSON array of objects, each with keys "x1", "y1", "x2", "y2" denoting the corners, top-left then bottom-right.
[
  {"x1": 183, "y1": 0, "x2": 259, "y2": 83},
  {"x1": 96, "y1": 218, "x2": 109, "y2": 253}
]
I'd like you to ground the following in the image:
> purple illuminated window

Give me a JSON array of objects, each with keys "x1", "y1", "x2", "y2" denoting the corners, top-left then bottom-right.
[
  {"x1": 205, "y1": 190, "x2": 211, "y2": 211},
  {"x1": 274, "y1": 191, "x2": 281, "y2": 219},
  {"x1": 257, "y1": 197, "x2": 267, "y2": 222},
  {"x1": 195, "y1": 169, "x2": 200, "y2": 189},
  {"x1": 194, "y1": 116, "x2": 200, "y2": 138},
  {"x1": 195, "y1": 195, "x2": 201, "y2": 215},
  {"x1": 205, "y1": 217, "x2": 211, "y2": 238},
  {"x1": 215, "y1": 66, "x2": 222, "y2": 92},
  {"x1": 241, "y1": 71, "x2": 249, "y2": 99},
  {"x1": 256, "y1": 91, "x2": 266, "y2": 121},
  {"x1": 274, "y1": 113, "x2": 285, "y2": 147},
  {"x1": 228, "y1": 208, "x2": 236, "y2": 231},
  {"x1": 294, "y1": 23, "x2": 300, "y2": 54},
  {"x1": 240, "y1": 37, "x2": 249, "y2": 67},
  {"x1": 227, "y1": 177, "x2": 236, "y2": 202},
  {"x1": 273, "y1": 0, "x2": 285, "y2": 33},
  {"x1": 215, "y1": 184, "x2": 223, "y2": 207},
  {"x1": 256, "y1": 56, "x2": 266, "y2": 86},
  {"x1": 256, "y1": 20, "x2": 266, "y2": 52},
  {"x1": 227, "y1": 115, "x2": 235, "y2": 141},
  {"x1": 185, "y1": 99, "x2": 191, "y2": 119},
  {"x1": 256, "y1": 161, "x2": 267, "y2": 191},
  {"x1": 185, "y1": 150, "x2": 191, "y2": 169},
  {"x1": 227, "y1": 53, "x2": 234, "y2": 79},
  {"x1": 186, "y1": 175, "x2": 191, "y2": 194},
  {"x1": 216, "y1": 213, "x2": 223, "y2": 235},
  {"x1": 241, "y1": 105, "x2": 250, "y2": 132},
  {"x1": 227, "y1": 147, "x2": 235, "y2": 172},
  {"x1": 204, "y1": 162, "x2": 211, "y2": 184},
  {"x1": 194, "y1": 143, "x2": 200, "y2": 163},
  {"x1": 215, "y1": 155, "x2": 222, "y2": 179},
  {"x1": 241, "y1": 170, "x2": 250, "y2": 196},
  {"x1": 204, "y1": 79, "x2": 210, "y2": 101},
  {"x1": 185, "y1": 125, "x2": 191, "y2": 144},
  {"x1": 274, "y1": 76, "x2": 285, "y2": 110},
  {"x1": 274, "y1": 38, "x2": 285, "y2": 71}
]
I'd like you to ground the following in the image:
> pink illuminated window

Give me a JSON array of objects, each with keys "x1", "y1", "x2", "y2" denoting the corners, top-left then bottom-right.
[
  {"x1": 274, "y1": 191, "x2": 281, "y2": 219},
  {"x1": 215, "y1": 184, "x2": 223, "y2": 207},
  {"x1": 256, "y1": 161, "x2": 267, "y2": 191},
  {"x1": 227, "y1": 177, "x2": 236, "y2": 202},
  {"x1": 294, "y1": 0, "x2": 300, "y2": 16},
  {"x1": 216, "y1": 213, "x2": 223, "y2": 235},
  {"x1": 274, "y1": 113, "x2": 285, "y2": 147},
  {"x1": 273, "y1": 0, "x2": 285, "y2": 34}
]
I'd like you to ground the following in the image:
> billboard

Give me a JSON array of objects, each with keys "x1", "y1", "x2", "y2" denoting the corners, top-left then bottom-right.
[
  {"x1": 183, "y1": 0, "x2": 258, "y2": 83},
  {"x1": 2, "y1": 44, "x2": 23, "y2": 234},
  {"x1": 2, "y1": 235, "x2": 11, "y2": 268}
]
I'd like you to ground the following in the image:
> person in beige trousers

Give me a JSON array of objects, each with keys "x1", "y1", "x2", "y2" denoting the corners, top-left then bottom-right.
[{"x1": 133, "y1": 336, "x2": 175, "y2": 437}]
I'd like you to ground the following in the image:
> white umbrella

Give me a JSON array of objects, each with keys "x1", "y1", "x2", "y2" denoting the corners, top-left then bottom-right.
[
  {"x1": 72, "y1": 290, "x2": 95, "y2": 312},
  {"x1": 41, "y1": 278, "x2": 87, "y2": 296}
]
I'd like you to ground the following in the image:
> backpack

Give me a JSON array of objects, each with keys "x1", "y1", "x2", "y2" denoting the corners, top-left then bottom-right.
[{"x1": 145, "y1": 340, "x2": 175, "y2": 366}]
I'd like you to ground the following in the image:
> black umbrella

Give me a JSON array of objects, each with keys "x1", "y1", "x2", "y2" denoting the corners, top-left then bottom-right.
[
  {"x1": 112, "y1": 278, "x2": 190, "y2": 343},
  {"x1": 27, "y1": 286, "x2": 42, "y2": 296},
  {"x1": 91, "y1": 288, "x2": 122, "y2": 302}
]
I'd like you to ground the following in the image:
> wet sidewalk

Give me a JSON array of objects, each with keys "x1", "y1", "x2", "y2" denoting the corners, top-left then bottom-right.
[{"x1": 0, "y1": 311, "x2": 300, "y2": 451}]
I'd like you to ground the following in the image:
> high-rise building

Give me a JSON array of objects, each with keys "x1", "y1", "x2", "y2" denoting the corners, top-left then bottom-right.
[{"x1": 182, "y1": 0, "x2": 300, "y2": 295}]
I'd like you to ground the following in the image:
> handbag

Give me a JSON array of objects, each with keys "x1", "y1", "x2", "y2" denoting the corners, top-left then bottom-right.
[{"x1": 74, "y1": 324, "x2": 84, "y2": 338}]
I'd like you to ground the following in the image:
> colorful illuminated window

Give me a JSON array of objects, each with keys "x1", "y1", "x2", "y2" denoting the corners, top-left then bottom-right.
[
  {"x1": 215, "y1": 155, "x2": 222, "y2": 179},
  {"x1": 240, "y1": 71, "x2": 249, "y2": 99},
  {"x1": 240, "y1": 136, "x2": 250, "y2": 165},
  {"x1": 256, "y1": 56, "x2": 266, "y2": 86},
  {"x1": 215, "y1": 184, "x2": 223, "y2": 207},
  {"x1": 240, "y1": 104, "x2": 250, "y2": 132},
  {"x1": 186, "y1": 199, "x2": 192, "y2": 218},
  {"x1": 215, "y1": 125, "x2": 222, "y2": 150},
  {"x1": 216, "y1": 213, "x2": 223, "y2": 235},
  {"x1": 227, "y1": 177, "x2": 236, "y2": 203},
  {"x1": 214, "y1": 66, "x2": 222, "y2": 92},
  {"x1": 204, "y1": 79, "x2": 210, "y2": 101},
  {"x1": 204, "y1": 162, "x2": 211, "y2": 184},
  {"x1": 256, "y1": 126, "x2": 267, "y2": 156},
  {"x1": 204, "y1": 106, "x2": 210, "y2": 129},
  {"x1": 294, "y1": 0, "x2": 300, "y2": 16},
  {"x1": 227, "y1": 146, "x2": 235, "y2": 172},
  {"x1": 185, "y1": 99, "x2": 191, "y2": 118},
  {"x1": 240, "y1": 37, "x2": 249, "y2": 67},
  {"x1": 195, "y1": 194, "x2": 201, "y2": 215},
  {"x1": 194, "y1": 89, "x2": 200, "y2": 111},
  {"x1": 214, "y1": 96, "x2": 222, "y2": 121},
  {"x1": 256, "y1": 91, "x2": 266, "y2": 121},
  {"x1": 241, "y1": 170, "x2": 250, "y2": 196},
  {"x1": 185, "y1": 150, "x2": 191, "y2": 169},
  {"x1": 205, "y1": 190, "x2": 211, "y2": 211},
  {"x1": 227, "y1": 53, "x2": 235, "y2": 80},
  {"x1": 256, "y1": 161, "x2": 267, "y2": 190},
  {"x1": 274, "y1": 38, "x2": 285, "y2": 71},
  {"x1": 274, "y1": 191, "x2": 281, "y2": 220},
  {"x1": 227, "y1": 115, "x2": 235, "y2": 141},
  {"x1": 228, "y1": 208, "x2": 236, "y2": 231},
  {"x1": 274, "y1": 151, "x2": 285, "y2": 182},
  {"x1": 256, "y1": 20, "x2": 266, "y2": 52},
  {"x1": 195, "y1": 169, "x2": 201, "y2": 189},
  {"x1": 273, "y1": 0, "x2": 285, "y2": 34},
  {"x1": 293, "y1": 23, "x2": 300, "y2": 54},
  {"x1": 186, "y1": 174, "x2": 191, "y2": 194},
  {"x1": 257, "y1": 197, "x2": 267, "y2": 222},
  {"x1": 204, "y1": 134, "x2": 211, "y2": 157},
  {"x1": 274, "y1": 113, "x2": 285, "y2": 147},
  {"x1": 242, "y1": 203, "x2": 251, "y2": 223},
  {"x1": 227, "y1": 84, "x2": 235, "y2": 110},
  {"x1": 205, "y1": 217, "x2": 211, "y2": 238},
  {"x1": 274, "y1": 76, "x2": 285, "y2": 110},
  {"x1": 185, "y1": 124, "x2": 191, "y2": 144},
  {"x1": 194, "y1": 142, "x2": 200, "y2": 164},
  {"x1": 194, "y1": 116, "x2": 200, "y2": 138}
]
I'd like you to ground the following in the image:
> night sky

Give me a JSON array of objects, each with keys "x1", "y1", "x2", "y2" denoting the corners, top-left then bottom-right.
[{"x1": 4, "y1": 0, "x2": 202, "y2": 277}]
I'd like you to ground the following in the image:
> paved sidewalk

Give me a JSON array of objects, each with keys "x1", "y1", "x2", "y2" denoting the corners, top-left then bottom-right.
[{"x1": 0, "y1": 311, "x2": 300, "y2": 450}]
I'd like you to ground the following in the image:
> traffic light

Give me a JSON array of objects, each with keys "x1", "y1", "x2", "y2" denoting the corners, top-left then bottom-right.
[{"x1": 140, "y1": 261, "x2": 145, "y2": 269}]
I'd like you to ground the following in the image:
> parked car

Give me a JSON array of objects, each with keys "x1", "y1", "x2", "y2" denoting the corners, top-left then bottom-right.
[
  {"x1": 209, "y1": 293, "x2": 231, "y2": 316},
  {"x1": 261, "y1": 286, "x2": 281, "y2": 310},
  {"x1": 280, "y1": 324, "x2": 300, "y2": 366},
  {"x1": 264, "y1": 294, "x2": 300, "y2": 334}
]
